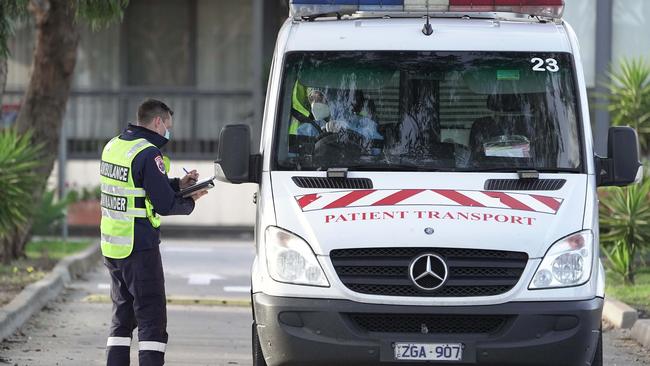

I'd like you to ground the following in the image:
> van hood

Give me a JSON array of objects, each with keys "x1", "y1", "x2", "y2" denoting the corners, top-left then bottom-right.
[{"x1": 271, "y1": 172, "x2": 588, "y2": 258}]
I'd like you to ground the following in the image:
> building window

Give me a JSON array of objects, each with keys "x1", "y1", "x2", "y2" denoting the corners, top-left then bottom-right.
[{"x1": 124, "y1": 0, "x2": 194, "y2": 87}]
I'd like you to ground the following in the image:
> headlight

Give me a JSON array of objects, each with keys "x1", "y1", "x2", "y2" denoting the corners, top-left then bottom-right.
[
  {"x1": 265, "y1": 226, "x2": 329, "y2": 287},
  {"x1": 529, "y1": 230, "x2": 593, "y2": 290}
]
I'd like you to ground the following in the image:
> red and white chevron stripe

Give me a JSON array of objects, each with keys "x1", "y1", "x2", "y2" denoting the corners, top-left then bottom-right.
[{"x1": 295, "y1": 189, "x2": 563, "y2": 215}]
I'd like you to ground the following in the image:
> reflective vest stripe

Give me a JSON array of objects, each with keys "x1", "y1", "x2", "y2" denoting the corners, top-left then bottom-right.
[
  {"x1": 107, "y1": 337, "x2": 131, "y2": 347},
  {"x1": 126, "y1": 139, "x2": 152, "y2": 157},
  {"x1": 101, "y1": 208, "x2": 129, "y2": 221},
  {"x1": 101, "y1": 208, "x2": 147, "y2": 220},
  {"x1": 128, "y1": 208, "x2": 147, "y2": 217},
  {"x1": 139, "y1": 341, "x2": 167, "y2": 353},
  {"x1": 101, "y1": 184, "x2": 146, "y2": 196},
  {"x1": 101, "y1": 234, "x2": 132, "y2": 246}
]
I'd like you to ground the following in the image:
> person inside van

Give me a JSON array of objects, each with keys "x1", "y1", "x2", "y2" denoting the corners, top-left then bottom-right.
[{"x1": 326, "y1": 89, "x2": 384, "y2": 155}]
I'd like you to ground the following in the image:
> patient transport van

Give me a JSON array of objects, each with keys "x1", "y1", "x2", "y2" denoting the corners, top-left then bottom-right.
[{"x1": 215, "y1": 1, "x2": 642, "y2": 365}]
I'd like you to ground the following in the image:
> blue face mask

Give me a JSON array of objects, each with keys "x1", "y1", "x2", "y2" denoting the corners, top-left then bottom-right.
[{"x1": 164, "y1": 127, "x2": 171, "y2": 140}]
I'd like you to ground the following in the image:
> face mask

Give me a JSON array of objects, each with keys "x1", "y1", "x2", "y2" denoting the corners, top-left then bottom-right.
[
  {"x1": 158, "y1": 118, "x2": 172, "y2": 140},
  {"x1": 311, "y1": 102, "x2": 331, "y2": 121}
]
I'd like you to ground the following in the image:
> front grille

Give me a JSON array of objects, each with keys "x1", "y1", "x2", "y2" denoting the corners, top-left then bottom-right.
[
  {"x1": 348, "y1": 313, "x2": 509, "y2": 334},
  {"x1": 331, "y1": 247, "x2": 528, "y2": 297}
]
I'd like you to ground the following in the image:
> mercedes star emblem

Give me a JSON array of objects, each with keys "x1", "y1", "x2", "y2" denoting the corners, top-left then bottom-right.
[{"x1": 409, "y1": 253, "x2": 448, "y2": 291}]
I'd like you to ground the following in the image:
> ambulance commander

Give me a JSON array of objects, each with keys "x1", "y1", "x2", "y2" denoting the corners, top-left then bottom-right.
[{"x1": 99, "y1": 99, "x2": 208, "y2": 366}]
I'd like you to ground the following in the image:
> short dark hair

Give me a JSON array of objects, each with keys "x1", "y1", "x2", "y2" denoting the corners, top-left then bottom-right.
[{"x1": 137, "y1": 99, "x2": 174, "y2": 125}]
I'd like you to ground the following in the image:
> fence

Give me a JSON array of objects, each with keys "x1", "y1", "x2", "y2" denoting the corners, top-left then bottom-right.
[{"x1": 3, "y1": 88, "x2": 257, "y2": 160}]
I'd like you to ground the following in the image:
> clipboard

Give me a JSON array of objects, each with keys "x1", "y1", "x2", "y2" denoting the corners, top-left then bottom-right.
[{"x1": 178, "y1": 176, "x2": 215, "y2": 198}]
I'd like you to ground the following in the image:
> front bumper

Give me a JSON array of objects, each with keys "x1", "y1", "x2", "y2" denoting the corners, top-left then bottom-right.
[{"x1": 253, "y1": 293, "x2": 603, "y2": 366}]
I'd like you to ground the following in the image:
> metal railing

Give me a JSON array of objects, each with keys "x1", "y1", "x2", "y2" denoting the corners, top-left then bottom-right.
[{"x1": 3, "y1": 88, "x2": 258, "y2": 160}]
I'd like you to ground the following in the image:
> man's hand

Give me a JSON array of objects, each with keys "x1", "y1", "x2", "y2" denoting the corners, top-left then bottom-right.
[
  {"x1": 191, "y1": 189, "x2": 208, "y2": 201},
  {"x1": 325, "y1": 120, "x2": 344, "y2": 133},
  {"x1": 180, "y1": 170, "x2": 199, "y2": 189}
]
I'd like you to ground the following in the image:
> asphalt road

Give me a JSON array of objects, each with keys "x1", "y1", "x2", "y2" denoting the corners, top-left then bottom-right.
[
  {"x1": 1, "y1": 238, "x2": 649, "y2": 365},
  {"x1": 67, "y1": 238, "x2": 255, "y2": 306},
  {"x1": 160, "y1": 238, "x2": 254, "y2": 299},
  {"x1": 2, "y1": 238, "x2": 255, "y2": 366}
]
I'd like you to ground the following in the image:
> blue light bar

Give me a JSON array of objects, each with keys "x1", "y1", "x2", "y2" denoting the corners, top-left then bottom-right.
[
  {"x1": 290, "y1": 0, "x2": 405, "y2": 18},
  {"x1": 360, "y1": 0, "x2": 404, "y2": 11}
]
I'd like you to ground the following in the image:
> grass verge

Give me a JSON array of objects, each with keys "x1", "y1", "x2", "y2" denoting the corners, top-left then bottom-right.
[
  {"x1": 606, "y1": 268, "x2": 650, "y2": 317},
  {"x1": 0, "y1": 239, "x2": 92, "y2": 306},
  {"x1": 25, "y1": 240, "x2": 92, "y2": 260}
]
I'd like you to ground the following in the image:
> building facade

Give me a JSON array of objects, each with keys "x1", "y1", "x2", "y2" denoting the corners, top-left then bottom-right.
[{"x1": 5, "y1": 0, "x2": 287, "y2": 159}]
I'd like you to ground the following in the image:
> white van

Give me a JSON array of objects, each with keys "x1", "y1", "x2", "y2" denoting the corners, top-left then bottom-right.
[{"x1": 215, "y1": 1, "x2": 641, "y2": 365}]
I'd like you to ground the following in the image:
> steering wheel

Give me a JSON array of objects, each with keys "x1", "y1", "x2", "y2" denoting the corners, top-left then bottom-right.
[{"x1": 315, "y1": 128, "x2": 367, "y2": 145}]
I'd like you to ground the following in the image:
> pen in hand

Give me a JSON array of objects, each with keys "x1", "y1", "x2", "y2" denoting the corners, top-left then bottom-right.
[{"x1": 182, "y1": 167, "x2": 199, "y2": 186}]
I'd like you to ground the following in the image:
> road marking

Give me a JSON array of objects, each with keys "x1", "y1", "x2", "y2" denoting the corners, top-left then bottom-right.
[
  {"x1": 223, "y1": 286, "x2": 251, "y2": 293},
  {"x1": 98, "y1": 283, "x2": 111, "y2": 290},
  {"x1": 187, "y1": 273, "x2": 223, "y2": 285},
  {"x1": 83, "y1": 294, "x2": 251, "y2": 307}
]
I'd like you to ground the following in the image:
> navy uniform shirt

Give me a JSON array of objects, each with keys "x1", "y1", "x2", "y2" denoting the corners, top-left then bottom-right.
[{"x1": 118, "y1": 124, "x2": 195, "y2": 251}]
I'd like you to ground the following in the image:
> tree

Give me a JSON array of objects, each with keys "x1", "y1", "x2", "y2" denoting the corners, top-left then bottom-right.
[
  {"x1": 0, "y1": 0, "x2": 128, "y2": 262},
  {"x1": 607, "y1": 58, "x2": 650, "y2": 152}
]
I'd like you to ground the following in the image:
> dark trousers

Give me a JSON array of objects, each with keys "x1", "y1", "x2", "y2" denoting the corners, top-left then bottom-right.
[{"x1": 104, "y1": 247, "x2": 168, "y2": 366}]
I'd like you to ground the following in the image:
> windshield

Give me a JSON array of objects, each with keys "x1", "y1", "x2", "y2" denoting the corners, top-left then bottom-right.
[{"x1": 274, "y1": 51, "x2": 582, "y2": 172}]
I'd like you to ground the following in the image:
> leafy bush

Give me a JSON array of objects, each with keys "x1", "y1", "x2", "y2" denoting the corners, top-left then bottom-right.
[
  {"x1": 31, "y1": 184, "x2": 102, "y2": 235},
  {"x1": 0, "y1": 129, "x2": 43, "y2": 241},
  {"x1": 80, "y1": 185, "x2": 101, "y2": 201},
  {"x1": 32, "y1": 190, "x2": 73, "y2": 236},
  {"x1": 599, "y1": 176, "x2": 650, "y2": 285},
  {"x1": 603, "y1": 240, "x2": 634, "y2": 284},
  {"x1": 607, "y1": 58, "x2": 650, "y2": 151},
  {"x1": 66, "y1": 185, "x2": 101, "y2": 202}
]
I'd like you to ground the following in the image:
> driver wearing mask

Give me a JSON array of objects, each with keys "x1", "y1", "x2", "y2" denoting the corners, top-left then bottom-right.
[{"x1": 296, "y1": 89, "x2": 330, "y2": 137}]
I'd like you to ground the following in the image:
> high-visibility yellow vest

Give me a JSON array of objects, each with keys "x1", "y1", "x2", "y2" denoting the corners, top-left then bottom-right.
[
  {"x1": 99, "y1": 137, "x2": 165, "y2": 259},
  {"x1": 289, "y1": 81, "x2": 313, "y2": 154}
]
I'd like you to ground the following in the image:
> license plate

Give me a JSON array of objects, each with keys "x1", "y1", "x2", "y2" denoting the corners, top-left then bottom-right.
[{"x1": 394, "y1": 343, "x2": 463, "y2": 361}]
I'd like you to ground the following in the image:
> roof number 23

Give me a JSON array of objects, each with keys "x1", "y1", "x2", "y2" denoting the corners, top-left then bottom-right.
[{"x1": 531, "y1": 57, "x2": 559, "y2": 72}]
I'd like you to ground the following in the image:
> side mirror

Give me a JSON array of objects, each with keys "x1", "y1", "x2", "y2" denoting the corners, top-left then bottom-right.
[
  {"x1": 596, "y1": 126, "x2": 642, "y2": 187},
  {"x1": 214, "y1": 124, "x2": 260, "y2": 184}
]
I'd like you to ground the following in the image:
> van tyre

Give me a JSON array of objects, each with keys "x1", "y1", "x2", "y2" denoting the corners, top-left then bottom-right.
[
  {"x1": 591, "y1": 328, "x2": 603, "y2": 366},
  {"x1": 252, "y1": 323, "x2": 268, "y2": 366}
]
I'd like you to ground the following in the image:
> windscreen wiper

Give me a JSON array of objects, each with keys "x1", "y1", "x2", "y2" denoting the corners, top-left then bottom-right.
[
  {"x1": 337, "y1": 164, "x2": 437, "y2": 172},
  {"x1": 453, "y1": 167, "x2": 581, "y2": 174}
]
